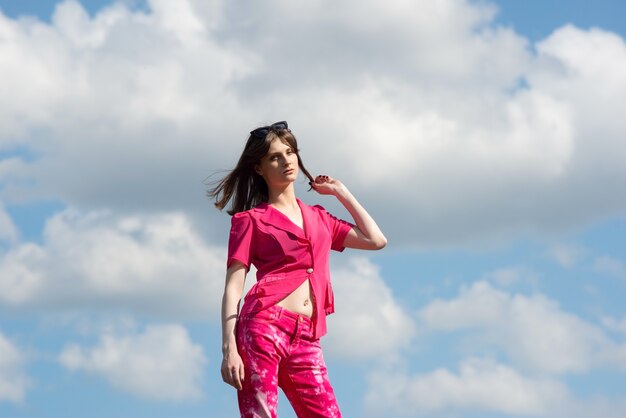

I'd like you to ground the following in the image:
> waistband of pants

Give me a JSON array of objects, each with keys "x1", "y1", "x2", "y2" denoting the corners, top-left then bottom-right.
[
  {"x1": 271, "y1": 304, "x2": 313, "y2": 325},
  {"x1": 240, "y1": 304, "x2": 313, "y2": 327}
]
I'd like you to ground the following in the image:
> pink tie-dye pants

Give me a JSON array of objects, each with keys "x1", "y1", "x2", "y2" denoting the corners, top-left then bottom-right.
[{"x1": 235, "y1": 304, "x2": 342, "y2": 418}]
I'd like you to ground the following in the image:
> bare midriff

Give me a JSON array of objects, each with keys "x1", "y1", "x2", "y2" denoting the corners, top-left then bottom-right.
[{"x1": 276, "y1": 278, "x2": 313, "y2": 318}]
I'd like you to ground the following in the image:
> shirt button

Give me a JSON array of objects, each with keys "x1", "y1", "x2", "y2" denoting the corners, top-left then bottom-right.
[{"x1": 306, "y1": 268, "x2": 314, "y2": 274}]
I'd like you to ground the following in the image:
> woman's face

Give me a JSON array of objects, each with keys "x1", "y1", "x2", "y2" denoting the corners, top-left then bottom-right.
[{"x1": 255, "y1": 138, "x2": 299, "y2": 189}]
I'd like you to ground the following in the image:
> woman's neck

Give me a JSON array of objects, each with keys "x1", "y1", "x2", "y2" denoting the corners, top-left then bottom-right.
[{"x1": 267, "y1": 184, "x2": 298, "y2": 209}]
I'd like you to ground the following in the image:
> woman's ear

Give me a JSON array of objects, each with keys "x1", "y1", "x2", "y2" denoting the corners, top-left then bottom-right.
[{"x1": 254, "y1": 164, "x2": 263, "y2": 176}]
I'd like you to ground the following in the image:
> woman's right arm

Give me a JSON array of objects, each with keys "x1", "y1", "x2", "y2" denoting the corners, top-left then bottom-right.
[{"x1": 220, "y1": 261, "x2": 247, "y2": 390}]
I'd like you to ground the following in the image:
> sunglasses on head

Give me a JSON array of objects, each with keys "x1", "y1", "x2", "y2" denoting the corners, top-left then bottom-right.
[{"x1": 249, "y1": 121, "x2": 289, "y2": 139}]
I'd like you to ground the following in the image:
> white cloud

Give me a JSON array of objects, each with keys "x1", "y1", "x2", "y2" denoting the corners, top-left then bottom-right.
[
  {"x1": 418, "y1": 281, "x2": 623, "y2": 374},
  {"x1": 0, "y1": 0, "x2": 624, "y2": 248},
  {"x1": 323, "y1": 257, "x2": 414, "y2": 360},
  {"x1": 365, "y1": 357, "x2": 569, "y2": 417},
  {"x1": 0, "y1": 202, "x2": 18, "y2": 243},
  {"x1": 365, "y1": 357, "x2": 626, "y2": 418},
  {"x1": 0, "y1": 1, "x2": 625, "y2": 416},
  {"x1": 0, "y1": 207, "x2": 225, "y2": 318},
  {"x1": 59, "y1": 323, "x2": 206, "y2": 400},
  {"x1": 0, "y1": 330, "x2": 30, "y2": 403},
  {"x1": 150, "y1": 0, "x2": 208, "y2": 43},
  {"x1": 602, "y1": 316, "x2": 626, "y2": 334},
  {"x1": 594, "y1": 255, "x2": 626, "y2": 280},
  {"x1": 0, "y1": 0, "x2": 250, "y2": 210},
  {"x1": 483, "y1": 265, "x2": 538, "y2": 287},
  {"x1": 550, "y1": 243, "x2": 586, "y2": 268}
]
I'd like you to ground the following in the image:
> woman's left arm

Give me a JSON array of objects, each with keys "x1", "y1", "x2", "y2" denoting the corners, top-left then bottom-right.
[{"x1": 312, "y1": 175, "x2": 387, "y2": 250}]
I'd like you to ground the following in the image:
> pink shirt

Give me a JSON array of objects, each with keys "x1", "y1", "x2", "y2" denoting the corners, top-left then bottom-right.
[{"x1": 227, "y1": 198, "x2": 354, "y2": 338}]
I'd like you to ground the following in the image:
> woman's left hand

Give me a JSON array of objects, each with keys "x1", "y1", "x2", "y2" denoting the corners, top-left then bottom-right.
[{"x1": 310, "y1": 175, "x2": 344, "y2": 196}]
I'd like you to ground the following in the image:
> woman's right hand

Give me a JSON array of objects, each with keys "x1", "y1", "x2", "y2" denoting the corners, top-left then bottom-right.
[{"x1": 221, "y1": 348, "x2": 245, "y2": 390}]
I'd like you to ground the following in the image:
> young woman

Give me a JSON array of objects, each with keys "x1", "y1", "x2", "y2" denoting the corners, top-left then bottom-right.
[{"x1": 209, "y1": 121, "x2": 387, "y2": 418}]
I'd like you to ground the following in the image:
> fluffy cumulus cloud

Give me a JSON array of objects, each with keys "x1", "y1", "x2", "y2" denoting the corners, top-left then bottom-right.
[
  {"x1": 594, "y1": 255, "x2": 626, "y2": 280},
  {"x1": 417, "y1": 281, "x2": 624, "y2": 373},
  {"x1": 361, "y1": 280, "x2": 626, "y2": 417},
  {"x1": 0, "y1": 203, "x2": 18, "y2": 243},
  {"x1": 602, "y1": 315, "x2": 626, "y2": 334},
  {"x1": 59, "y1": 323, "x2": 206, "y2": 400},
  {"x1": 0, "y1": 0, "x2": 624, "y2": 248},
  {"x1": 324, "y1": 257, "x2": 414, "y2": 360},
  {"x1": 365, "y1": 357, "x2": 569, "y2": 417},
  {"x1": 366, "y1": 356, "x2": 626, "y2": 418},
  {"x1": 481, "y1": 264, "x2": 538, "y2": 287},
  {"x1": 1, "y1": 1, "x2": 626, "y2": 416},
  {"x1": 0, "y1": 207, "x2": 225, "y2": 318},
  {"x1": 0, "y1": 331, "x2": 30, "y2": 403},
  {"x1": 550, "y1": 243, "x2": 587, "y2": 268}
]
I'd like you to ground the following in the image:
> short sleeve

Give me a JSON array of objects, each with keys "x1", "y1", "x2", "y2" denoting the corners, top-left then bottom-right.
[
  {"x1": 315, "y1": 205, "x2": 355, "y2": 252},
  {"x1": 227, "y1": 212, "x2": 254, "y2": 269}
]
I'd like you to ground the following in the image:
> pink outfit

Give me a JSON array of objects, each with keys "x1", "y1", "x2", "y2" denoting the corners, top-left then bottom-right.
[
  {"x1": 228, "y1": 198, "x2": 354, "y2": 338},
  {"x1": 227, "y1": 198, "x2": 353, "y2": 417},
  {"x1": 236, "y1": 305, "x2": 341, "y2": 418}
]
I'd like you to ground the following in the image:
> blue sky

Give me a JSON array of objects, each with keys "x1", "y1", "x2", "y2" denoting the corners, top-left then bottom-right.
[{"x1": 1, "y1": 1, "x2": 626, "y2": 417}]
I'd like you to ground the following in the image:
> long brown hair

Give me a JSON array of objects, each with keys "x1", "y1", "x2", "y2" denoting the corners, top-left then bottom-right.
[{"x1": 208, "y1": 125, "x2": 315, "y2": 215}]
